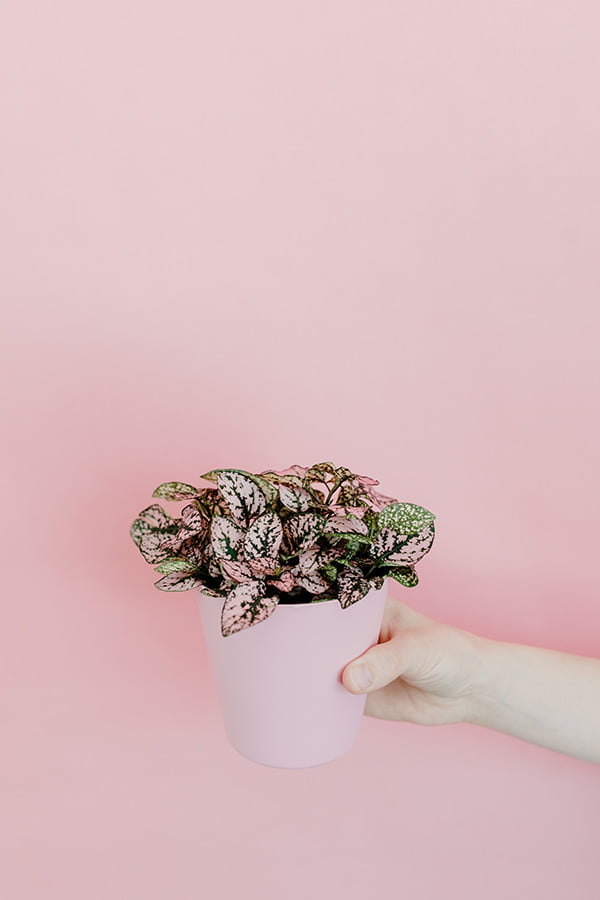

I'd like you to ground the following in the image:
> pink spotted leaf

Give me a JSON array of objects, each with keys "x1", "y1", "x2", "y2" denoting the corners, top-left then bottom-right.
[
  {"x1": 285, "y1": 512, "x2": 326, "y2": 553},
  {"x1": 200, "y1": 470, "x2": 267, "y2": 526},
  {"x1": 243, "y1": 510, "x2": 283, "y2": 560},
  {"x1": 278, "y1": 483, "x2": 312, "y2": 513},
  {"x1": 382, "y1": 524, "x2": 435, "y2": 566},
  {"x1": 336, "y1": 568, "x2": 373, "y2": 609},
  {"x1": 268, "y1": 570, "x2": 297, "y2": 592},
  {"x1": 210, "y1": 515, "x2": 246, "y2": 560},
  {"x1": 220, "y1": 580, "x2": 278, "y2": 637},
  {"x1": 154, "y1": 571, "x2": 206, "y2": 591},
  {"x1": 219, "y1": 559, "x2": 254, "y2": 582},
  {"x1": 247, "y1": 556, "x2": 280, "y2": 576}
]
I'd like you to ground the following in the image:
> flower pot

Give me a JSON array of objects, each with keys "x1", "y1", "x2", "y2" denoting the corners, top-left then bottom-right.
[{"x1": 196, "y1": 578, "x2": 389, "y2": 769}]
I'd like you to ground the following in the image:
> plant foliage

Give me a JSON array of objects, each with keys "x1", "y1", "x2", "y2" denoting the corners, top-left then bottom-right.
[{"x1": 130, "y1": 462, "x2": 435, "y2": 637}]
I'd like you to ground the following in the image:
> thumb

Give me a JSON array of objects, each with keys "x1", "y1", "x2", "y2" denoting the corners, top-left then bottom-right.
[{"x1": 342, "y1": 636, "x2": 414, "y2": 694}]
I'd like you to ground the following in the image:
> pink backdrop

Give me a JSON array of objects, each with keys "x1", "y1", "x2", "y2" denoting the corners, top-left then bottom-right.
[{"x1": 2, "y1": 2, "x2": 599, "y2": 897}]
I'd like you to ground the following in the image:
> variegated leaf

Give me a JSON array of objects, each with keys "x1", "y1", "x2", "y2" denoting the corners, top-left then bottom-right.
[
  {"x1": 152, "y1": 482, "x2": 200, "y2": 501},
  {"x1": 130, "y1": 516, "x2": 156, "y2": 547},
  {"x1": 259, "y1": 471, "x2": 305, "y2": 491},
  {"x1": 247, "y1": 556, "x2": 280, "y2": 576},
  {"x1": 215, "y1": 471, "x2": 267, "y2": 526},
  {"x1": 208, "y1": 554, "x2": 224, "y2": 578},
  {"x1": 368, "y1": 525, "x2": 409, "y2": 559},
  {"x1": 303, "y1": 462, "x2": 337, "y2": 485},
  {"x1": 376, "y1": 501, "x2": 435, "y2": 535},
  {"x1": 294, "y1": 546, "x2": 338, "y2": 576},
  {"x1": 359, "y1": 486, "x2": 399, "y2": 512},
  {"x1": 197, "y1": 585, "x2": 225, "y2": 598},
  {"x1": 221, "y1": 580, "x2": 277, "y2": 637},
  {"x1": 181, "y1": 504, "x2": 207, "y2": 532},
  {"x1": 200, "y1": 468, "x2": 277, "y2": 503},
  {"x1": 296, "y1": 547, "x2": 321, "y2": 575},
  {"x1": 246, "y1": 473, "x2": 279, "y2": 505},
  {"x1": 153, "y1": 557, "x2": 196, "y2": 575},
  {"x1": 261, "y1": 464, "x2": 309, "y2": 482},
  {"x1": 387, "y1": 566, "x2": 419, "y2": 587},
  {"x1": 243, "y1": 510, "x2": 283, "y2": 560},
  {"x1": 322, "y1": 514, "x2": 369, "y2": 535},
  {"x1": 136, "y1": 504, "x2": 174, "y2": 530},
  {"x1": 139, "y1": 531, "x2": 176, "y2": 564},
  {"x1": 295, "y1": 571, "x2": 330, "y2": 594},
  {"x1": 278, "y1": 483, "x2": 312, "y2": 512},
  {"x1": 354, "y1": 473, "x2": 380, "y2": 486},
  {"x1": 162, "y1": 531, "x2": 204, "y2": 566},
  {"x1": 219, "y1": 559, "x2": 254, "y2": 582},
  {"x1": 269, "y1": 570, "x2": 296, "y2": 592},
  {"x1": 382, "y1": 524, "x2": 435, "y2": 565},
  {"x1": 286, "y1": 512, "x2": 325, "y2": 553},
  {"x1": 210, "y1": 515, "x2": 246, "y2": 560},
  {"x1": 154, "y1": 571, "x2": 205, "y2": 591},
  {"x1": 330, "y1": 504, "x2": 369, "y2": 519},
  {"x1": 336, "y1": 568, "x2": 373, "y2": 609}
]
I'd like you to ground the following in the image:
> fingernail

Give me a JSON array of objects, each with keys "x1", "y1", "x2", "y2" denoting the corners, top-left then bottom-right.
[{"x1": 349, "y1": 663, "x2": 373, "y2": 691}]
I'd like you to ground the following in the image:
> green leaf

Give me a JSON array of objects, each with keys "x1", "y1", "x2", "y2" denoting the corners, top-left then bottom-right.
[
  {"x1": 376, "y1": 502, "x2": 435, "y2": 536},
  {"x1": 387, "y1": 566, "x2": 419, "y2": 587},
  {"x1": 153, "y1": 557, "x2": 196, "y2": 575},
  {"x1": 152, "y1": 482, "x2": 200, "y2": 501},
  {"x1": 319, "y1": 563, "x2": 338, "y2": 582}
]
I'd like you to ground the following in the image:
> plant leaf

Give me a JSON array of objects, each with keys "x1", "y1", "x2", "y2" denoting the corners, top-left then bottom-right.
[
  {"x1": 136, "y1": 504, "x2": 174, "y2": 530},
  {"x1": 243, "y1": 510, "x2": 283, "y2": 559},
  {"x1": 219, "y1": 559, "x2": 254, "y2": 582},
  {"x1": 387, "y1": 566, "x2": 419, "y2": 587},
  {"x1": 322, "y1": 514, "x2": 369, "y2": 535},
  {"x1": 152, "y1": 482, "x2": 200, "y2": 501},
  {"x1": 382, "y1": 523, "x2": 435, "y2": 565},
  {"x1": 214, "y1": 471, "x2": 267, "y2": 526},
  {"x1": 153, "y1": 557, "x2": 196, "y2": 575},
  {"x1": 336, "y1": 568, "x2": 373, "y2": 609},
  {"x1": 368, "y1": 525, "x2": 409, "y2": 559},
  {"x1": 138, "y1": 531, "x2": 176, "y2": 564},
  {"x1": 285, "y1": 512, "x2": 325, "y2": 553},
  {"x1": 269, "y1": 571, "x2": 296, "y2": 592},
  {"x1": 376, "y1": 502, "x2": 435, "y2": 535},
  {"x1": 247, "y1": 556, "x2": 280, "y2": 576},
  {"x1": 181, "y1": 504, "x2": 207, "y2": 532},
  {"x1": 294, "y1": 571, "x2": 330, "y2": 593},
  {"x1": 210, "y1": 515, "x2": 246, "y2": 560},
  {"x1": 220, "y1": 580, "x2": 277, "y2": 637},
  {"x1": 278, "y1": 483, "x2": 312, "y2": 512},
  {"x1": 153, "y1": 571, "x2": 205, "y2": 591}
]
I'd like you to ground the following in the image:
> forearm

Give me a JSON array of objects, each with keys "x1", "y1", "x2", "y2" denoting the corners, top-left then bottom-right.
[{"x1": 466, "y1": 634, "x2": 600, "y2": 765}]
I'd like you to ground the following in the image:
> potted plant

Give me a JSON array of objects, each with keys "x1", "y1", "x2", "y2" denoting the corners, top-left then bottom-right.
[{"x1": 130, "y1": 461, "x2": 435, "y2": 768}]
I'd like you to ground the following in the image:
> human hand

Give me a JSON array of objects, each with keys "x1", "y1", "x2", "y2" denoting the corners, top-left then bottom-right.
[{"x1": 341, "y1": 593, "x2": 486, "y2": 726}]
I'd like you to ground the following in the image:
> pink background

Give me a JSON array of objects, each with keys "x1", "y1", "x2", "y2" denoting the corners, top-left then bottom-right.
[{"x1": 2, "y1": 1, "x2": 600, "y2": 897}]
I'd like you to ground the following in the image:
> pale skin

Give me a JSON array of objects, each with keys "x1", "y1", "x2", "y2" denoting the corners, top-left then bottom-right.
[{"x1": 341, "y1": 593, "x2": 600, "y2": 765}]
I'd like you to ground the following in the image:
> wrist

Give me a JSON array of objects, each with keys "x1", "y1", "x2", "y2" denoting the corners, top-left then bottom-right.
[{"x1": 461, "y1": 631, "x2": 509, "y2": 728}]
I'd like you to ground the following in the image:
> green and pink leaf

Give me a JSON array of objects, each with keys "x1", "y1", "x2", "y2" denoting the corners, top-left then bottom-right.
[{"x1": 220, "y1": 580, "x2": 277, "y2": 637}]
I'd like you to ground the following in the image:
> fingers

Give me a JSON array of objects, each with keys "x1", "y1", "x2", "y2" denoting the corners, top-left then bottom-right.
[{"x1": 342, "y1": 630, "x2": 417, "y2": 694}]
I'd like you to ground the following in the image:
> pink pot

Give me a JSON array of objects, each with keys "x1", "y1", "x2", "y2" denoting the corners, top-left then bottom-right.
[{"x1": 196, "y1": 579, "x2": 389, "y2": 769}]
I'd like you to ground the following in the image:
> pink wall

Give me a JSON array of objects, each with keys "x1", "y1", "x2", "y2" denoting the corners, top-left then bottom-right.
[{"x1": 2, "y1": 2, "x2": 599, "y2": 897}]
